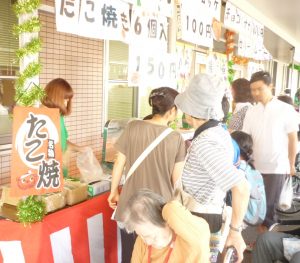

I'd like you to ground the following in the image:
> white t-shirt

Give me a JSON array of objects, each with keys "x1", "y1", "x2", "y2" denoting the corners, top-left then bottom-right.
[{"x1": 243, "y1": 98, "x2": 299, "y2": 174}]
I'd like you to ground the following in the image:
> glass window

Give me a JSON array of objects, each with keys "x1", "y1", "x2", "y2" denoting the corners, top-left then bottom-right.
[
  {"x1": 0, "y1": 0, "x2": 19, "y2": 148},
  {"x1": 108, "y1": 41, "x2": 133, "y2": 120},
  {"x1": 107, "y1": 41, "x2": 153, "y2": 121},
  {"x1": 138, "y1": 87, "x2": 152, "y2": 119}
]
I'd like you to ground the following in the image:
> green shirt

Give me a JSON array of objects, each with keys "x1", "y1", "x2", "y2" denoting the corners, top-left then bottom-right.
[
  {"x1": 60, "y1": 115, "x2": 68, "y2": 153},
  {"x1": 60, "y1": 115, "x2": 69, "y2": 177}
]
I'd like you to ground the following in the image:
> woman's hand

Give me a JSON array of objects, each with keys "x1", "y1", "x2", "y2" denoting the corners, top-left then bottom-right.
[
  {"x1": 108, "y1": 190, "x2": 120, "y2": 210},
  {"x1": 224, "y1": 231, "x2": 246, "y2": 263}
]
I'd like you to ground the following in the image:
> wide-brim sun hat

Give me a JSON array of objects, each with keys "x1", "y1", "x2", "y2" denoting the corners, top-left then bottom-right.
[{"x1": 175, "y1": 73, "x2": 226, "y2": 120}]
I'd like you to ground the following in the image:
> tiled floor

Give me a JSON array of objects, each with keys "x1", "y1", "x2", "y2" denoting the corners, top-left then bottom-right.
[{"x1": 242, "y1": 226, "x2": 257, "y2": 263}]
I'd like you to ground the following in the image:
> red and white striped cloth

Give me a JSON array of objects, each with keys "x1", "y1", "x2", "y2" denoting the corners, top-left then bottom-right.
[{"x1": 0, "y1": 192, "x2": 121, "y2": 263}]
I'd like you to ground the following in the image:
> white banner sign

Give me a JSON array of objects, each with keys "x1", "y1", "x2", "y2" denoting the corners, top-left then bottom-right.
[
  {"x1": 238, "y1": 35, "x2": 272, "y2": 60},
  {"x1": 128, "y1": 47, "x2": 177, "y2": 88},
  {"x1": 158, "y1": 0, "x2": 174, "y2": 18},
  {"x1": 180, "y1": 0, "x2": 216, "y2": 48},
  {"x1": 204, "y1": 0, "x2": 222, "y2": 21},
  {"x1": 55, "y1": 0, "x2": 130, "y2": 41},
  {"x1": 123, "y1": 0, "x2": 173, "y2": 17},
  {"x1": 224, "y1": 1, "x2": 264, "y2": 42},
  {"x1": 129, "y1": 7, "x2": 168, "y2": 52},
  {"x1": 55, "y1": 0, "x2": 81, "y2": 35}
]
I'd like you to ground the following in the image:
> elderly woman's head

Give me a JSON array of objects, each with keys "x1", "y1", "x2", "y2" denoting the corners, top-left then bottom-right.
[{"x1": 122, "y1": 189, "x2": 173, "y2": 249}]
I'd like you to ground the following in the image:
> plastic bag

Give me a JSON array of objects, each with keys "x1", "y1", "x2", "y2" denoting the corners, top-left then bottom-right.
[
  {"x1": 278, "y1": 176, "x2": 293, "y2": 211},
  {"x1": 76, "y1": 147, "x2": 103, "y2": 184},
  {"x1": 283, "y1": 237, "x2": 300, "y2": 261}
]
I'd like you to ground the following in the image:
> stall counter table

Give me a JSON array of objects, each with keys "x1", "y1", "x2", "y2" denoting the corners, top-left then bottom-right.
[{"x1": 0, "y1": 191, "x2": 120, "y2": 263}]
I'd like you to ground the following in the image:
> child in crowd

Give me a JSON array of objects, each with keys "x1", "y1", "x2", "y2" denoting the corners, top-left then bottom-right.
[{"x1": 231, "y1": 131, "x2": 267, "y2": 251}]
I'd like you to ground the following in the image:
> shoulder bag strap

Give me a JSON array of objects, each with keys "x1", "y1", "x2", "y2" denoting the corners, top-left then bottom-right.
[{"x1": 124, "y1": 128, "x2": 173, "y2": 184}]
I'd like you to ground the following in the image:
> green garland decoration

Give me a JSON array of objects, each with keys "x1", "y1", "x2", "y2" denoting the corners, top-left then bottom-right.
[
  {"x1": 13, "y1": 0, "x2": 44, "y2": 107},
  {"x1": 13, "y1": 0, "x2": 41, "y2": 17},
  {"x1": 13, "y1": 0, "x2": 46, "y2": 224},
  {"x1": 13, "y1": 17, "x2": 41, "y2": 35},
  {"x1": 227, "y1": 60, "x2": 235, "y2": 84},
  {"x1": 16, "y1": 38, "x2": 42, "y2": 61},
  {"x1": 17, "y1": 196, "x2": 46, "y2": 225},
  {"x1": 289, "y1": 64, "x2": 300, "y2": 72},
  {"x1": 15, "y1": 61, "x2": 41, "y2": 90},
  {"x1": 15, "y1": 83, "x2": 45, "y2": 107}
]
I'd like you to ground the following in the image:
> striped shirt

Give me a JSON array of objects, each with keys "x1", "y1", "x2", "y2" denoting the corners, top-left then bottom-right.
[{"x1": 182, "y1": 125, "x2": 245, "y2": 207}]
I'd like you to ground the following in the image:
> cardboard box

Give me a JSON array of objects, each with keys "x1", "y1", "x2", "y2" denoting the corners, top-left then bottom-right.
[
  {"x1": 0, "y1": 203, "x2": 18, "y2": 221},
  {"x1": 88, "y1": 180, "x2": 111, "y2": 196},
  {"x1": 1, "y1": 185, "x2": 21, "y2": 206},
  {"x1": 64, "y1": 181, "x2": 88, "y2": 205},
  {"x1": 42, "y1": 192, "x2": 66, "y2": 213}
]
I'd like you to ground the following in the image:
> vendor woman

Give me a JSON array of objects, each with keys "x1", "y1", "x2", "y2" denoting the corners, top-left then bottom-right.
[{"x1": 42, "y1": 78, "x2": 87, "y2": 177}]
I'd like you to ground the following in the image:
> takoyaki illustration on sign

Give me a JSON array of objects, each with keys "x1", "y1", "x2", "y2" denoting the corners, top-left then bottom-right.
[{"x1": 17, "y1": 171, "x2": 39, "y2": 190}]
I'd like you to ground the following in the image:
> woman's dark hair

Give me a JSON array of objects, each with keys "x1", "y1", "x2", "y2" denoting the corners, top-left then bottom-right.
[
  {"x1": 231, "y1": 78, "x2": 253, "y2": 103},
  {"x1": 231, "y1": 131, "x2": 255, "y2": 169},
  {"x1": 149, "y1": 87, "x2": 179, "y2": 116},
  {"x1": 250, "y1": 71, "x2": 272, "y2": 86},
  {"x1": 143, "y1": 114, "x2": 153, "y2": 120},
  {"x1": 277, "y1": 95, "x2": 293, "y2": 106},
  {"x1": 42, "y1": 78, "x2": 74, "y2": 116}
]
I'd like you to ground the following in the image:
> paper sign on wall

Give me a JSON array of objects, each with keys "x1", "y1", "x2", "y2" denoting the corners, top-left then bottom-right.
[
  {"x1": 55, "y1": 0, "x2": 130, "y2": 41},
  {"x1": 124, "y1": 0, "x2": 173, "y2": 17},
  {"x1": 128, "y1": 47, "x2": 177, "y2": 88},
  {"x1": 11, "y1": 107, "x2": 63, "y2": 197},
  {"x1": 129, "y1": 7, "x2": 168, "y2": 52},
  {"x1": 238, "y1": 31, "x2": 272, "y2": 60},
  {"x1": 55, "y1": 0, "x2": 81, "y2": 35},
  {"x1": 206, "y1": 52, "x2": 228, "y2": 82},
  {"x1": 224, "y1": 1, "x2": 264, "y2": 41},
  {"x1": 180, "y1": 0, "x2": 220, "y2": 48},
  {"x1": 158, "y1": 0, "x2": 174, "y2": 18}
]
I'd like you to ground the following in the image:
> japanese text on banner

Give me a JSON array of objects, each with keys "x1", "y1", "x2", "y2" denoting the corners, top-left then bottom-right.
[
  {"x1": 180, "y1": 0, "x2": 221, "y2": 48},
  {"x1": 56, "y1": 0, "x2": 130, "y2": 41},
  {"x1": 129, "y1": 7, "x2": 169, "y2": 52},
  {"x1": 11, "y1": 107, "x2": 63, "y2": 197},
  {"x1": 55, "y1": 0, "x2": 81, "y2": 35},
  {"x1": 224, "y1": 1, "x2": 264, "y2": 41},
  {"x1": 128, "y1": 47, "x2": 177, "y2": 88}
]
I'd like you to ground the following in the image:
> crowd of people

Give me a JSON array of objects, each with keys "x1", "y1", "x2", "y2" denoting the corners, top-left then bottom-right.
[
  {"x1": 39, "y1": 71, "x2": 300, "y2": 262},
  {"x1": 105, "y1": 70, "x2": 300, "y2": 263}
]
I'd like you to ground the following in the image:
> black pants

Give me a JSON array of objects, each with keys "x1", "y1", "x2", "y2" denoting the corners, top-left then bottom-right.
[
  {"x1": 191, "y1": 212, "x2": 222, "y2": 233},
  {"x1": 120, "y1": 229, "x2": 137, "y2": 263},
  {"x1": 262, "y1": 173, "x2": 286, "y2": 228}
]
